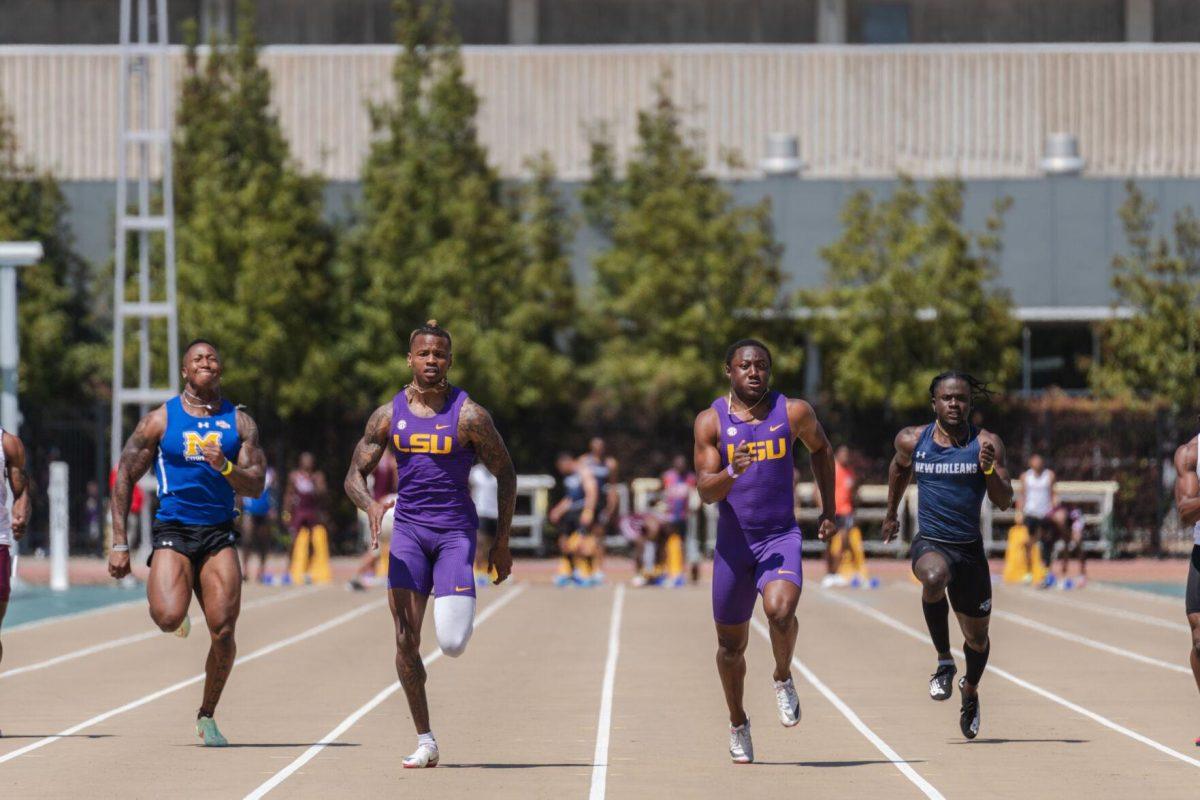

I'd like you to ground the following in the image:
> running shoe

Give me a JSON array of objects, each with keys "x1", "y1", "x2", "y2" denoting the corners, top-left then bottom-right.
[
  {"x1": 1061, "y1": 578, "x2": 1074, "y2": 591},
  {"x1": 929, "y1": 661, "x2": 956, "y2": 701},
  {"x1": 1194, "y1": 736, "x2": 1200, "y2": 748},
  {"x1": 403, "y1": 742, "x2": 440, "y2": 769},
  {"x1": 958, "y1": 677, "x2": 980, "y2": 739},
  {"x1": 774, "y1": 677, "x2": 801, "y2": 727},
  {"x1": 174, "y1": 615, "x2": 191, "y2": 639},
  {"x1": 346, "y1": 578, "x2": 367, "y2": 592},
  {"x1": 196, "y1": 716, "x2": 228, "y2": 747},
  {"x1": 728, "y1": 720, "x2": 754, "y2": 764},
  {"x1": 552, "y1": 574, "x2": 572, "y2": 588},
  {"x1": 1039, "y1": 574, "x2": 1057, "y2": 590}
]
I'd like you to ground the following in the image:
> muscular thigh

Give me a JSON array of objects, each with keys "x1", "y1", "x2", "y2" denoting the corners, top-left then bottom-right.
[
  {"x1": 147, "y1": 549, "x2": 195, "y2": 613},
  {"x1": 389, "y1": 588, "x2": 429, "y2": 641},
  {"x1": 945, "y1": 543, "x2": 992, "y2": 618},
  {"x1": 196, "y1": 547, "x2": 242, "y2": 627}
]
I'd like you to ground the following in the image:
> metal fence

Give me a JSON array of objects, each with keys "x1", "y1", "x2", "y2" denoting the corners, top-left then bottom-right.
[{"x1": 4, "y1": 44, "x2": 1200, "y2": 181}]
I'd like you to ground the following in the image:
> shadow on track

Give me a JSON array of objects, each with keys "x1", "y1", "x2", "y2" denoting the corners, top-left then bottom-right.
[
  {"x1": 754, "y1": 759, "x2": 928, "y2": 768},
  {"x1": 951, "y1": 738, "x2": 1089, "y2": 745},
  {"x1": 440, "y1": 762, "x2": 593, "y2": 770}
]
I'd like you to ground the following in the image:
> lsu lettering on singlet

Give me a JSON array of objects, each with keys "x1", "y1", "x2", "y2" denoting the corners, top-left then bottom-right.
[
  {"x1": 156, "y1": 397, "x2": 241, "y2": 525},
  {"x1": 389, "y1": 386, "x2": 478, "y2": 532},
  {"x1": 912, "y1": 423, "x2": 987, "y2": 544},
  {"x1": 712, "y1": 391, "x2": 795, "y2": 540}
]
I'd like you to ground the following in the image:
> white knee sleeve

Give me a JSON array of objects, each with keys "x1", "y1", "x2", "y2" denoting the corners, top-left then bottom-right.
[{"x1": 433, "y1": 595, "x2": 476, "y2": 657}]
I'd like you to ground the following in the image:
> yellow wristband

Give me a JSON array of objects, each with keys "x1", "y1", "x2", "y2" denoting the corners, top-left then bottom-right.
[
  {"x1": 982, "y1": 464, "x2": 995, "y2": 476},
  {"x1": 219, "y1": 459, "x2": 234, "y2": 476}
]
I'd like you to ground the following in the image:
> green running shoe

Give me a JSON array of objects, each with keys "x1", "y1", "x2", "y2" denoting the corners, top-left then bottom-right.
[{"x1": 196, "y1": 716, "x2": 228, "y2": 747}]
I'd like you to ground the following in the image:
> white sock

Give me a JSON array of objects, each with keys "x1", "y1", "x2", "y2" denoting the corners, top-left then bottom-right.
[{"x1": 418, "y1": 731, "x2": 436, "y2": 748}]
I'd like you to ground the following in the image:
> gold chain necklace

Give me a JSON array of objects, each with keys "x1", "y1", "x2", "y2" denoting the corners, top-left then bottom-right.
[
  {"x1": 935, "y1": 419, "x2": 965, "y2": 448},
  {"x1": 727, "y1": 388, "x2": 769, "y2": 423}
]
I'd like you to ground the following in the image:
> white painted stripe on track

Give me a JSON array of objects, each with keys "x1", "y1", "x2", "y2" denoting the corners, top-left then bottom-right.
[
  {"x1": 242, "y1": 584, "x2": 528, "y2": 800},
  {"x1": 0, "y1": 586, "x2": 322, "y2": 680},
  {"x1": 993, "y1": 610, "x2": 1191, "y2": 675},
  {"x1": 1091, "y1": 582, "x2": 1181, "y2": 607},
  {"x1": 0, "y1": 597, "x2": 386, "y2": 766},
  {"x1": 749, "y1": 618, "x2": 946, "y2": 800},
  {"x1": 1021, "y1": 589, "x2": 1188, "y2": 633},
  {"x1": 5, "y1": 598, "x2": 145, "y2": 634},
  {"x1": 588, "y1": 585, "x2": 625, "y2": 800},
  {"x1": 823, "y1": 591, "x2": 1200, "y2": 769}
]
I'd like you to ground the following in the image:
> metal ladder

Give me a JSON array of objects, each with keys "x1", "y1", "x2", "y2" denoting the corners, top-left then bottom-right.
[{"x1": 112, "y1": 0, "x2": 179, "y2": 562}]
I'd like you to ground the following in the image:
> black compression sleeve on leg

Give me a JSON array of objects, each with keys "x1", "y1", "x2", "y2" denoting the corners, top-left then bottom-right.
[
  {"x1": 964, "y1": 640, "x2": 990, "y2": 686},
  {"x1": 921, "y1": 596, "x2": 952, "y2": 655}
]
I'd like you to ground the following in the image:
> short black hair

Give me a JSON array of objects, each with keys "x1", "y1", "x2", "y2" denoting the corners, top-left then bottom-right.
[
  {"x1": 183, "y1": 338, "x2": 218, "y2": 357},
  {"x1": 929, "y1": 371, "x2": 994, "y2": 404},
  {"x1": 724, "y1": 338, "x2": 772, "y2": 367},
  {"x1": 409, "y1": 319, "x2": 452, "y2": 350}
]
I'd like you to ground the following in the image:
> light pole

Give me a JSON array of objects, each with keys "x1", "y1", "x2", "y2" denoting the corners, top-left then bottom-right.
[{"x1": 0, "y1": 241, "x2": 43, "y2": 435}]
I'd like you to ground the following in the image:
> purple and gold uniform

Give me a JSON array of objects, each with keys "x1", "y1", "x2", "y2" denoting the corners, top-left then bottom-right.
[
  {"x1": 387, "y1": 386, "x2": 480, "y2": 598},
  {"x1": 711, "y1": 391, "x2": 803, "y2": 625}
]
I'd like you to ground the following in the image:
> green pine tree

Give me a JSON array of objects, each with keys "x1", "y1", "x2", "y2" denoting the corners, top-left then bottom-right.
[
  {"x1": 1090, "y1": 181, "x2": 1200, "y2": 409},
  {"x1": 174, "y1": 0, "x2": 335, "y2": 419},
  {"x1": 0, "y1": 101, "x2": 105, "y2": 411},
  {"x1": 804, "y1": 177, "x2": 1018, "y2": 412},
  {"x1": 342, "y1": 0, "x2": 576, "y2": 451},
  {"x1": 581, "y1": 80, "x2": 785, "y2": 430}
]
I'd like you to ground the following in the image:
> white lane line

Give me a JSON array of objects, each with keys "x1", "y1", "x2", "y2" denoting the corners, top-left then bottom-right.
[
  {"x1": 0, "y1": 597, "x2": 386, "y2": 766},
  {"x1": 242, "y1": 584, "x2": 528, "y2": 800},
  {"x1": 1, "y1": 587, "x2": 323, "y2": 680},
  {"x1": 1091, "y1": 582, "x2": 1180, "y2": 607},
  {"x1": 588, "y1": 585, "x2": 625, "y2": 800},
  {"x1": 1021, "y1": 590, "x2": 1188, "y2": 633},
  {"x1": 5, "y1": 599, "x2": 144, "y2": 634},
  {"x1": 823, "y1": 591, "x2": 1200, "y2": 769},
  {"x1": 993, "y1": 610, "x2": 1191, "y2": 675},
  {"x1": 750, "y1": 618, "x2": 945, "y2": 800}
]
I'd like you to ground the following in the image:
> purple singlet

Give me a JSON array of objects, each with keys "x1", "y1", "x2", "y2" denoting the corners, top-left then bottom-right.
[
  {"x1": 710, "y1": 391, "x2": 803, "y2": 625},
  {"x1": 387, "y1": 386, "x2": 480, "y2": 597}
]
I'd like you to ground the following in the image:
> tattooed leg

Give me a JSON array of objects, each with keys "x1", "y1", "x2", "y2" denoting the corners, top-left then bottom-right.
[
  {"x1": 195, "y1": 547, "x2": 242, "y2": 717},
  {"x1": 390, "y1": 588, "x2": 431, "y2": 733}
]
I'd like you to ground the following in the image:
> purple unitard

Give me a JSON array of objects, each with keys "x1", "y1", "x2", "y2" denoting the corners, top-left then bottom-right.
[
  {"x1": 387, "y1": 386, "x2": 480, "y2": 598},
  {"x1": 711, "y1": 391, "x2": 803, "y2": 625}
]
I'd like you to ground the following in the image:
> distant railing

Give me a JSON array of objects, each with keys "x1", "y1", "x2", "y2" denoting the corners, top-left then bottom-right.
[{"x1": 4, "y1": 45, "x2": 1200, "y2": 181}]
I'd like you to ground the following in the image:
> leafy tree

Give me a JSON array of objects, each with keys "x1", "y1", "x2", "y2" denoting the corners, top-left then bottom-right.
[
  {"x1": 580, "y1": 81, "x2": 785, "y2": 431},
  {"x1": 1090, "y1": 181, "x2": 1200, "y2": 410},
  {"x1": 174, "y1": 0, "x2": 335, "y2": 419},
  {"x1": 0, "y1": 102, "x2": 104, "y2": 410},
  {"x1": 804, "y1": 177, "x2": 1018, "y2": 413},
  {"x1": 341, "y1": 0, "x2": 576, "y2": 454}
]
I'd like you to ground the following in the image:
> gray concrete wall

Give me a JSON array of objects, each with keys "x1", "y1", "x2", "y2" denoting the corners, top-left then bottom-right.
[{"x1": 59, "y1": 177, "x2": 1200, "y2": 310}]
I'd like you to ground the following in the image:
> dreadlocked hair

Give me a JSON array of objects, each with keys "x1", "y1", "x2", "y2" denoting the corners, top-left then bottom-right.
[
  {"x1": 928, "y1": 371, "x2": 995, "y2": 404},
  {"x1": 409, "y1": 319, "x2": 451, "y2": 349},
  {"x1": 724, "y1": 338, "x2": 772, "y2": 366}
]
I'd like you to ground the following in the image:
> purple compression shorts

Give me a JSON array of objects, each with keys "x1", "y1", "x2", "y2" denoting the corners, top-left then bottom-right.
[
  {"x1": 712, "y1": 524, "x2": 803, "y2": 625},
  {"x1": 388, "y1": 520, "x2": 477, "y2": 598}
]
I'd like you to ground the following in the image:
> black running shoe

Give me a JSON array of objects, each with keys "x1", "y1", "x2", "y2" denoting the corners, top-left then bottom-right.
[
  {"x1": 958, "y1": 677, "x2": 980, "y2": 739},
  {"x1": 929, "y1": 662, "x2": 956, "y2": 701}
]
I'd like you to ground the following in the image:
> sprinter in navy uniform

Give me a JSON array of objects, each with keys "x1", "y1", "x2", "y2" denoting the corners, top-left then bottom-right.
[
  {"x1": 882, "y1": 372, "x2": 1013, "y2": 740},
  {"x1": 108, "y1": 339, "x2": 267, "y2": 746}
]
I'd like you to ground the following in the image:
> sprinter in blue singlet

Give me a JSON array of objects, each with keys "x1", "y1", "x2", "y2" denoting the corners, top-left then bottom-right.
[
  {"x1": 107, "y1": 339, "x2": 267, "y2": 747},
  {"x1": 881, "y1": 371, "x2": 1013, "y2": 740}
]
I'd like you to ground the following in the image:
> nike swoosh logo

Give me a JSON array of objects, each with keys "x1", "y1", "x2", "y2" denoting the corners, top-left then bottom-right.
[
  {"x1": 435, "y1": 424, "x2": 450, "y2": 430},
  {"x1": 454, "y1": 585, "x2": 471, "y2": 592},
  {"x1": 769, "y1": 424, "x2": 785, "y2": 432},
  {"x1": 778, "y1": 569, "x2": 795, "y2": 576}
]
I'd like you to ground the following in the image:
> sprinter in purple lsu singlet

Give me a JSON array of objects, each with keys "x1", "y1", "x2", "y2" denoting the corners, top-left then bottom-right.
[
  {"x1": 345, "y1": 321, "x2": 517, "y2": 771},
  {"x1": 694, "y1": 338, "x2": 838, "y2": 764}
]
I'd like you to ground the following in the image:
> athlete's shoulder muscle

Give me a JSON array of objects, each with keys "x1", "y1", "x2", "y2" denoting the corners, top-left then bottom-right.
[
  {"x1": 694, "y1": 407, "x2": 719, "y2": 445},
  {"x1": 1175, "y1": 439, "x2": 1199, "y2": 475},
  {"x1": 894, "y1": 425, "x2": 923, "y2": 454},
  {"x1": 1, "y1": 430, "x2": 25, "y2": 465}
]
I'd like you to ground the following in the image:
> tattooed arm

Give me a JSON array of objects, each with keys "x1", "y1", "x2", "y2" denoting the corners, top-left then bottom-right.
[
  {"x1": 345, "y1": 403, "x2": 394, "y2": 549},
  {"x1": 109, "y1": 407, "x2": 167, "y2": 578},
  {"x1": 459, "y1": 399, "x2": 516, "y2": 584},
  {"x1": 2, "y1": 431, "x2": 30, "y2": 540},
  {"x1": 198, "y1": 410, "x2": 266, "y2": 498}
]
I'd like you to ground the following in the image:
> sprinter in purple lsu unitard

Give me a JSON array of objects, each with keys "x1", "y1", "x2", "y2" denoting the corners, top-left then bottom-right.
[
  {"x1": 345, "y1": 321, "x2": 516, "y2": 770},
  {"x1": 693, "y1": 339, "x2": 837, "y2": 764}
]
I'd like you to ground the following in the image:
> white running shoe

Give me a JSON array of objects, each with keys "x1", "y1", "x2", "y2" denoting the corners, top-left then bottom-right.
[
  {"x1": 403, "y1": 742, "x2": 440, "y2": 769},
  {"x1": 173, "y1": 616, "x2": 191, "y2": 639},
  {"x1": 774, "y1": 677, "x2": 801, "y2": 727},
  {"x1": 729, "y1": 720, "x2": 754, "y2": 764}
]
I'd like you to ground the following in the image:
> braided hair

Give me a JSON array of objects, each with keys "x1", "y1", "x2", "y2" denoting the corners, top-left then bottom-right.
[
  {"x1": 409, "y1": 319, "x2": 451, "y2": 350},
  {"x1": 724, "y1": 338, "x2": 772, "y2": 367},
  {"x1": 928, "y1": 370, "x2": 994, "y2": 404}
]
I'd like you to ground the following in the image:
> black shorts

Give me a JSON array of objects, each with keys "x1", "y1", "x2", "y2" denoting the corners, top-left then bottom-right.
[
  {"x1": 1025, "y1": 515, "x2": 1056, "y2": 539},
  {"x1": 148, "y1": 519, "x2": 240, "y2": 568},
  {"x1": 557, "y1": 510, "x2": 582, "y2": 538},
  {"x1": 1186, "y1": 545, "x2": 1200, "y2": 616},
  {"x1": 478, "y1": 517, "x2": 498, "y2": 538},
  {"x1": 910, "y1": 536, "x2": 992, "y2": 618}
]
